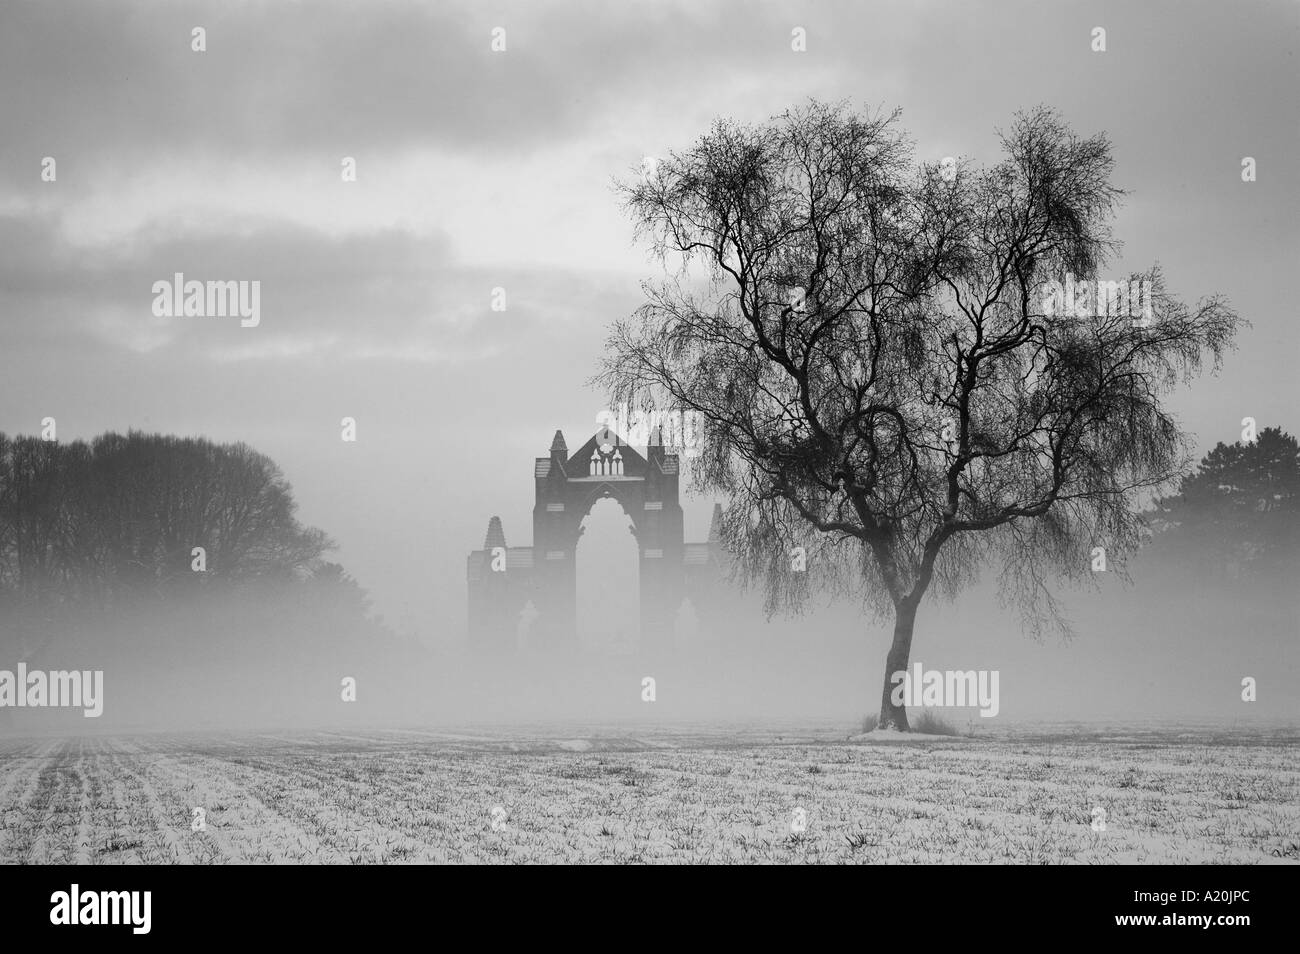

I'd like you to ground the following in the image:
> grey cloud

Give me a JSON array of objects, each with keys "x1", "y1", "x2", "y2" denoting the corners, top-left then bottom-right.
[
  {"x1": 0, "y1": 0, "x2": 801, "y2": 182},
  {"x1": 0, "y1": 209, "x2": 637, "y2": 363}
]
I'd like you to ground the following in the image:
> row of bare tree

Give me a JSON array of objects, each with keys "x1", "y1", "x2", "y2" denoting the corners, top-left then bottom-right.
[{"x1": 0, "y1": 430, "x2": 332, "y2": 612}]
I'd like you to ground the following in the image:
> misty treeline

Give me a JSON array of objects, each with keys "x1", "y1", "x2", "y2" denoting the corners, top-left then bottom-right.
[
  {"x1": 1146, "y1": 425, "x2": 1300, "y2": 582},
  {"x1": 0, "y1": 431, "x2": 331, "y2": 602},
  {"x1": 0, "y1": 431, "x2": 416, "y2": 711}
]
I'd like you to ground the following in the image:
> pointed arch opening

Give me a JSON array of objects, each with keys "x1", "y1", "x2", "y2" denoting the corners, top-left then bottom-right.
[{"x1": 576, "y1": 495, "x2": 640, "y2": 654}]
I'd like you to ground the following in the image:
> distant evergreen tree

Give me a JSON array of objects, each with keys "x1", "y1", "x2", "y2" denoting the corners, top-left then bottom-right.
[{"x1": 1150, "y1": 426, "x2": 1300, "y2": 578}]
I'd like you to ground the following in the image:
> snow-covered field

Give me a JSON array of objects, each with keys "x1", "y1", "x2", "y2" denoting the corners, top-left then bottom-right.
[{"x1": 0, "y1": 722, "x2": 1296, "y2": 864}]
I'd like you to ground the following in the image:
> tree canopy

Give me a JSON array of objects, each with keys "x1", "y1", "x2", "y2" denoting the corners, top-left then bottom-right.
[
  {"x1": 0, "y1": 430, "x2": 385, "y2": 673},
  {"x1": 0, "y1": 430, "x2": 332, "y2": 605},
  {"x1": 1149, "y1": 426, "x2": 1300, "y2": 578}
]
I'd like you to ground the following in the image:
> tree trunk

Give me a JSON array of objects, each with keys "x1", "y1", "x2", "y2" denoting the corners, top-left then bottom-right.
[{"x1": 877, "y1": 596, "x2": 920, "y2": 731}]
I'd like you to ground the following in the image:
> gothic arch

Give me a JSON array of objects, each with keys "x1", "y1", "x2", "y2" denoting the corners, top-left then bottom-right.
[
  {"x1": 466, "y1": 425, "x2": 722, "y2": 652},
  {"x1": 558, "y1": 480, "x2": 648, "y2": 550}
]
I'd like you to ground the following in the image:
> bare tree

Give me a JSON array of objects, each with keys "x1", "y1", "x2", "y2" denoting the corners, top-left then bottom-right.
[
  {"x1": 600, "y1": 101, "x2": 1242, "y2": 730},
  {"x1": 0, "y1": 431, "x2": 335, "y2": 644}
]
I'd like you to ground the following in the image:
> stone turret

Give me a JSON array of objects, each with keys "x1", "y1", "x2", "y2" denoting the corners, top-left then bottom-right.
[{"x1": 549, "y1": 430, "x2": 568, "y2": 470}]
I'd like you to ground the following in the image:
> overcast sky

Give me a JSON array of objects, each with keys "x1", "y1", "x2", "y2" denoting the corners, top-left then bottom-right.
[{"x1": 1, "y1": 1, "x2": 1296, "y2": 718}]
